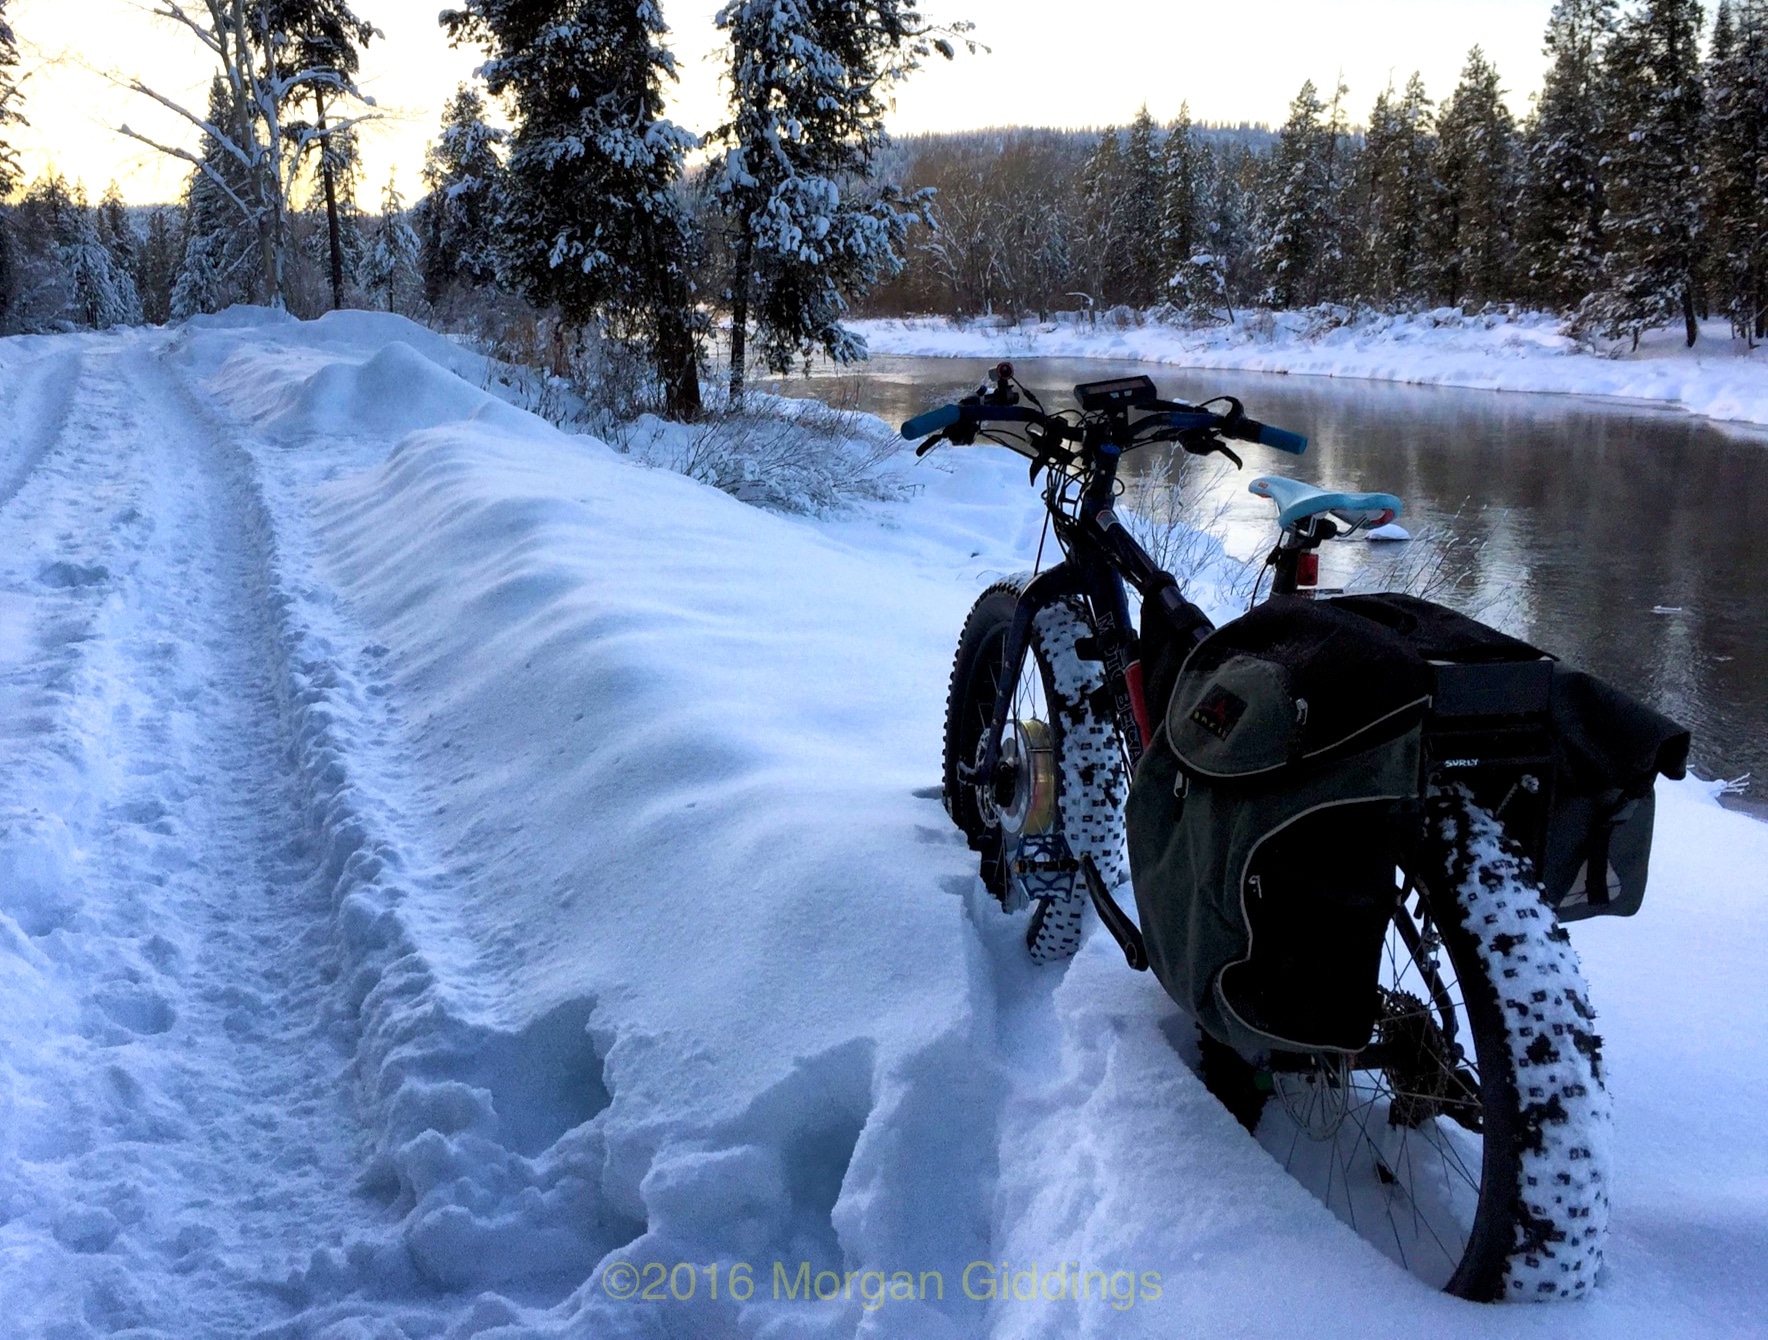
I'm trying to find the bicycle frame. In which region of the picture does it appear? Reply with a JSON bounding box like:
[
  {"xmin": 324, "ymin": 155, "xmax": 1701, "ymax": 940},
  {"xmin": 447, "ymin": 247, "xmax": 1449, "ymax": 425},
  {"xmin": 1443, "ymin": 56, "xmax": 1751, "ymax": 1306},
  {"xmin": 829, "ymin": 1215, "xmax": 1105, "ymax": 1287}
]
[{"xmin": 970, "ymin": 438, "xmax": 1176, "ymax": 787}]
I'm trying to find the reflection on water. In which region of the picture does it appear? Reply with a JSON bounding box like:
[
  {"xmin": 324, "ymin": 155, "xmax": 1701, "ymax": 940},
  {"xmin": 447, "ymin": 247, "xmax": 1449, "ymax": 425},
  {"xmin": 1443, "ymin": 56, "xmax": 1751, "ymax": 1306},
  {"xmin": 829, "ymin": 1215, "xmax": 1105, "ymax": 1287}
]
[{"xmin": 770, "ymin": 355, "xmax": 1768, "ymax": 790}]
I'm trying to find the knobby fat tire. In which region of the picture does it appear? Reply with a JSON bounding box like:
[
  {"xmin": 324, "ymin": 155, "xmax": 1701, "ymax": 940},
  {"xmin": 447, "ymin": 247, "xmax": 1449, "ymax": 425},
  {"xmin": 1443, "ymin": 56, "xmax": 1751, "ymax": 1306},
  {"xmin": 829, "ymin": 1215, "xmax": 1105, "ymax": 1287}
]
[
  {"xmin": 942, "ymin": 579, "xmax": 1129, "ymax": 963},
  {"xmin": 1425, "ymin": 788, "xmax": 1611, "ymax": 1301}
]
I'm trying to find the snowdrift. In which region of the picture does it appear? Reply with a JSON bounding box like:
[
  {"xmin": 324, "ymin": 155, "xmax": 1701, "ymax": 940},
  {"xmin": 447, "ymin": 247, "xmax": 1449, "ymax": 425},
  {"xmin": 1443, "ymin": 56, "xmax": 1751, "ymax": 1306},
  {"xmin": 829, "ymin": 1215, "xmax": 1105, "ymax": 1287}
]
[{"xmin": 0, "ymin": 309, "xmax": 1763, "ymax": 1338}]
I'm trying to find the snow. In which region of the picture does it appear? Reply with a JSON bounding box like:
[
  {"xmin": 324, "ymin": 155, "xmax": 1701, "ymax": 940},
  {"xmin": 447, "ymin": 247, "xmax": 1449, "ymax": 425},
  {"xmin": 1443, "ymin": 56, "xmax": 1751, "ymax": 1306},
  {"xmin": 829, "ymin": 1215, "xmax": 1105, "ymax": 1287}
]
[
  {"xmin": 849, "ymin": 309, "xmax": 1768, "ymax": 430},
  {"xmin": 0, "ymin": 310, "xmax": 1764, "ymax": 1337}
]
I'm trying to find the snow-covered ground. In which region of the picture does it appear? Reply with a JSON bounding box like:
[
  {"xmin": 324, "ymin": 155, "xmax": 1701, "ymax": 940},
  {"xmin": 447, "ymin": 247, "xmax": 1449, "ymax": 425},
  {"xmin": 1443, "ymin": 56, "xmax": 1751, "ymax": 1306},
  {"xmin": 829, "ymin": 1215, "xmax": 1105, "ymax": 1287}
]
[
  {"xmin": 850, "ymin": 309, "xmax": 1768, "ymax": 429},
  {"xmin": 0, "ymin": 311, "xmax": 1764, "ymax": 1338}
]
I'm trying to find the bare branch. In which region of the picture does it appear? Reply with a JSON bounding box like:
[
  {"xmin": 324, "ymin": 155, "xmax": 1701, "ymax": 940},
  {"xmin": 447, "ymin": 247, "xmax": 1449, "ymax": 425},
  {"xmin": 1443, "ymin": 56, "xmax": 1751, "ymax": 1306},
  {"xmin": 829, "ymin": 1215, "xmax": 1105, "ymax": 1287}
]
[{"xmin": 117, "ymin": 123, "xmax": 261, "ymax": 223}]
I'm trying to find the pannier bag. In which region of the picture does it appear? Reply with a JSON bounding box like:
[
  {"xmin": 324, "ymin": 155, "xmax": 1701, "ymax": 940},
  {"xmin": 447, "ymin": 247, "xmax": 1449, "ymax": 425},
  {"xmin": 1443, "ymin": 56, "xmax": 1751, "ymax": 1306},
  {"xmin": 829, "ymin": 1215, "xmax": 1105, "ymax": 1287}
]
[
  {"xmin": 1126, "ymin": 598, "xmax": 1433, "ymax": 1055},
  {"xmin": 1127, "ymin": 592, "xmax": 1690, "ymax": 1056},
  {"xmin": 1329, "ymin": 593, "xmax": 1690, "ymax": 920}
]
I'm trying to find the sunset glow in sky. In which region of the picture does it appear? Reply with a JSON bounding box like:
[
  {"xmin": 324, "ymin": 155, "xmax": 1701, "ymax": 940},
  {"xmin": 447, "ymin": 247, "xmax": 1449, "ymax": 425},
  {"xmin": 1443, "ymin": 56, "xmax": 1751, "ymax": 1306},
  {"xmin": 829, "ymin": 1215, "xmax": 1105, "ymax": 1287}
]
[{"xmin": 10, "ymin": 0, "xmax": 1571, "ymax": 204}]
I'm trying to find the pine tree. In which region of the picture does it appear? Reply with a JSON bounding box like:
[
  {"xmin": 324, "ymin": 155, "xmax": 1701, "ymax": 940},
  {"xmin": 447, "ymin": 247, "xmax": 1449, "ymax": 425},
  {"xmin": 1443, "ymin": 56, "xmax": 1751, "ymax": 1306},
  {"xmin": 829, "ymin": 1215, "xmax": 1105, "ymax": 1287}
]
[
  {"xmin": 1426, "ymin": 48, "xmax": 1518, "ymax": 308},
  {"xmin": 0, "ymin": 0, "xmax": 23, "ymax": 201},
  {"xmin": 1080, "ymin": 127, "xmax": 1128, "ymax": 304},
  {"xmin": 1354, "ymin": 74, "xmax": 1435, "ymax": 305},
  {"xmin": 262, "ymin": 0, "xmax": 378, "ymax": 310},
  {"xmin": 1118, "ymin": 105, "xmax": 1164, "ymax": 305},
  {"xmin": 173, "ymin": 76, "xmax": 259, "ymax": 318},
  {"xmin": 357, "ymin": 172, "xmax": 418, "ymax": 311},
  {"xmin": 35, "ymin": 182, "xmax": 142, "ymax": 329},
  {"xmin": 1582, "ymin": 0, "xmax": 1707, "ymax": 347},
  {"xmin": 443, "ymin": 0, "xmax": 704, "ymax": 418},
  {"xmin": 418, "ymin": 84, "xmax": 504, "ymax": 305},
  {"xmin": 1516, "ymin": 0, "xmax": 1616, "ymax": 309},
  {"xmin": 97, "ymin": 182, "xmax": 139, "ymax": 282},
  {"xmin": 711, "ymin": 0, "xmax": 957, "ymax": 402},
  {"xmin": 1158, "ymin": 104, "xmax": 1205, "ymax": 288},
  {"xmin": 137, "ymin": 207, "xmax": 181, "ymax": 324},
  {"xmin": 1703, "ymin": 0, "xmax": 1768, "ymax": 340},
  {"xmin": 1255, "ymin": 80, "xmax": 1333, "ymax": 309}
]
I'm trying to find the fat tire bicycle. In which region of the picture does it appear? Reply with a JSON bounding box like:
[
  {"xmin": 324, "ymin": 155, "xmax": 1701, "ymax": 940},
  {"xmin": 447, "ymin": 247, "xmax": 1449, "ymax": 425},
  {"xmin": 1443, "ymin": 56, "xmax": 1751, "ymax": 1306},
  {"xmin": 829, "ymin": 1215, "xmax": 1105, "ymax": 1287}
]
[{"xmin": 908, "ymin": 365, "xmax": 1609, "ymax": 1302}]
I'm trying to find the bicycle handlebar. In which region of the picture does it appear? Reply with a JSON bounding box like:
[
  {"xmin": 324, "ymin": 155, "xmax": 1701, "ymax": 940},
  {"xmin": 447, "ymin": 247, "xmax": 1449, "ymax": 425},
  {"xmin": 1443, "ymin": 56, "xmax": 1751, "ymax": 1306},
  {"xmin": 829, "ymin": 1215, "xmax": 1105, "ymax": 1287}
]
[{"xmin": 899, "ymin": 397, "xmax": 1309, "ymax": 456}]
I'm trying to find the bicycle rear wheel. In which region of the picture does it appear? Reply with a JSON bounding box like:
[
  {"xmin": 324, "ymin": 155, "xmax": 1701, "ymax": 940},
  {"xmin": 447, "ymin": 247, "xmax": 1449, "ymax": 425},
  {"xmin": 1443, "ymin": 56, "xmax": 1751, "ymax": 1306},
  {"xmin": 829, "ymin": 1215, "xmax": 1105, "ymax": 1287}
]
[{"xmin": 1204, "ymin": 789, "xmax": 1611, "ymax": 1300}]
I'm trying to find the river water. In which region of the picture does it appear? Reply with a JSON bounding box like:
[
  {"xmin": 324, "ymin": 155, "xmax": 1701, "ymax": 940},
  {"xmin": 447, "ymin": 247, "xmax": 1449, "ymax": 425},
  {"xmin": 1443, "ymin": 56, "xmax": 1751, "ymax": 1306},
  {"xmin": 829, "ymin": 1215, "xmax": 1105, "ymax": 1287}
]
[{"xmin": 771, "ymin": 355, "xmax": 1768, "ymax": 799}]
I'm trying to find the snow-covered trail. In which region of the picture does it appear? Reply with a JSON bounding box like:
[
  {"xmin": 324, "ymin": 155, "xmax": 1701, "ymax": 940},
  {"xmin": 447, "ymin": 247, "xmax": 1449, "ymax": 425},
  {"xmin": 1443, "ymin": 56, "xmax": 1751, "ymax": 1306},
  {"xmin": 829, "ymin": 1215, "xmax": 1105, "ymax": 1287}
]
[
  {"xmin": 0, "ymin": 334, "xmax": 392, "ymax": 1335},
  {"xmin": 1, "ymin": 312, "xmax": 1763, "ymax": 1339}
]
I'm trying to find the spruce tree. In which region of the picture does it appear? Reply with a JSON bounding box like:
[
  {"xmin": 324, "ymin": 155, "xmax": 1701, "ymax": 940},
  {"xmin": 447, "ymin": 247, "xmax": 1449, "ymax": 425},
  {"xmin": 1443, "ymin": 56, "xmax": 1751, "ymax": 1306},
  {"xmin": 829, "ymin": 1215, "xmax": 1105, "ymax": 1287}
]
[
  {"xmin": 711, "ymin": 0, "xmax": 957, "ymax": 402},
  {"xmin": 1704, "ymin": 0, "xmax": 1768, "ymax": 340},
  {"xmin": 1119, "ymin": 105, "xmax": 1164, "ymax": 305},
  {"xmin": 97, "ymin": 182, "xmax": 139, "ymax": 284},
  {"xmin": 261, "ymin": 0, "xmax": 378, "ymax": 311},
  {"xmin": 358, "ymin": 172, "xmax": 418, "ymax": 311},
  {"xmin": 1354, "ymin": 75, "xmax": 1434, "ymax": 305},
  {"xmin": 137, "ymin": 208, "xmax": 181, "ymax": 324},
  {"xmin": 419, "ymin": 84, "xmax": 504, "ymax": 305},
  {"xmin": 0, "ymin": 0, "xmax": 22, "ymax": 201},
  {"xmin": 1080, "ymin": 127, "xmax": 1128, "ymax": 305},
  {"xmin": 1426, "ymin": 48, "xmax": 1517, "ymax": 308},
  {"xmin": 442, "ymin": 0, "xmax": 704, "ymax": 418},
  {"xmin": 173, "ymin": 77, "xmax": 259, "ymax": 318},
  {"xmin": 1516, "ymin": 0, "xmax": 1616, "ymax": 310},
  {"xmin": 1255, "ymin": 80, "xmax": 1331, "ymax": 309},
  {"xmin": 1582, "ymin": 0, "xmax": 1706, "ymax": 347},
  {"xmin": 1158, "ymin": 104, "xmax": 1205, "ymax": 287}
]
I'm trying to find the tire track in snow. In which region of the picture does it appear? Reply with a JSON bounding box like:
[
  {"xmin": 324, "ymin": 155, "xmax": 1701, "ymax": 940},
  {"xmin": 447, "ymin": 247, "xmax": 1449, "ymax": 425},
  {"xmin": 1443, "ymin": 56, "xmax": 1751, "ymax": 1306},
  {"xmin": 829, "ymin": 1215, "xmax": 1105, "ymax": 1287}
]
[
  {"xmin": 0, "ymin": 346, "xmax": 86, "ymax": 515},
  {"xmin": 0, "ymin": 334, "xmax": 401, "ymax": 1337}
]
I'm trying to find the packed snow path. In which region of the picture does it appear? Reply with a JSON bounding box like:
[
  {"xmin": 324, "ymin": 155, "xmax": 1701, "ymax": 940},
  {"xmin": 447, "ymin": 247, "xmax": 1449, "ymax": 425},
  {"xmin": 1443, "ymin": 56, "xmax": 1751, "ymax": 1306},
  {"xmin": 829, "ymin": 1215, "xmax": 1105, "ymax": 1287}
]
[
  {"xmin": 0, "ymin": 336, "xmax": 395, "ymax": 1334},
  {"xmin": 0, "ymin": 314, "xmax": 1763, "ymax": 1339}
]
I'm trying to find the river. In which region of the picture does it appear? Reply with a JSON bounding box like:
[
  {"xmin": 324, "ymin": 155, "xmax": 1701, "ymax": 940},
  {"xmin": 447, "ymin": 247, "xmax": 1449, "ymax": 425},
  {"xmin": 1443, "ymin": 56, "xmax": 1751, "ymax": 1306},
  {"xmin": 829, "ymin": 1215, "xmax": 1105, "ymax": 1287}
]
[{"xmin": 770, "ymin": 355, "xmax": 1768, "ymax": 804}]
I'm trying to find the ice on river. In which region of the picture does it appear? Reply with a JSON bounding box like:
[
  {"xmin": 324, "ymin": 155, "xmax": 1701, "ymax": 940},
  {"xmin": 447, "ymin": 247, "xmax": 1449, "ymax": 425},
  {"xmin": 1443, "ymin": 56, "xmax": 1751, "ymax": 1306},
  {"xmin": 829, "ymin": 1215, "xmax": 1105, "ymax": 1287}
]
[{"xmin": 0, "ymin": 311, "xmax": 1762, "ymax": 1337}]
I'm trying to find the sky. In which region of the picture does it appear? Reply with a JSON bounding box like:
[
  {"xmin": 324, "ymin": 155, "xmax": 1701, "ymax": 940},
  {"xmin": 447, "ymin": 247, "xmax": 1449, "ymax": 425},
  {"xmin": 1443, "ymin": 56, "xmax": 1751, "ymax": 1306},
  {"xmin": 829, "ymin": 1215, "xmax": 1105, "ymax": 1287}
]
[{"xmin": 7, "ymin": 0, "xmax": 1575, "ymax": 205}]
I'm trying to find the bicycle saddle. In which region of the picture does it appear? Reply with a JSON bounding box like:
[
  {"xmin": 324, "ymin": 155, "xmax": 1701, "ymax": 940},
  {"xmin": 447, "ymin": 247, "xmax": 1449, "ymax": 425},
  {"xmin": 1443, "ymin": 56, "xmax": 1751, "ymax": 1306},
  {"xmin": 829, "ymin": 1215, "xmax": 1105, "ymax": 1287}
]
[{"xmin": 1249, "ymin": 475, "xmax": 1403, "ymax": 531}]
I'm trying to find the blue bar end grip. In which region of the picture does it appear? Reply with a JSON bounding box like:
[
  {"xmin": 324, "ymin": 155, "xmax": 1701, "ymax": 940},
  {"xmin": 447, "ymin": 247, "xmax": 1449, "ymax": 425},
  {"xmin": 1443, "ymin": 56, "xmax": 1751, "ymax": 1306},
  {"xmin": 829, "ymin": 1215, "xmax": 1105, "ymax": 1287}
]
[
  {"xmin": 902, "ymin": 404, "xmax": 962, "ymax": 440},
  {"xmin": 1258, "ymin": 424, "xmax": 1309, "ymax": 454}
]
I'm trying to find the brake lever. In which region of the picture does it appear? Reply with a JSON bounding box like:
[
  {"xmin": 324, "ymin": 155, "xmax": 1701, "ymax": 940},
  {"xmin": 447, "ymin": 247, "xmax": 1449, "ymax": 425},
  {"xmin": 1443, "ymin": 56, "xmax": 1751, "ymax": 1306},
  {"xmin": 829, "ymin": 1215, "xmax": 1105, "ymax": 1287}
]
[{"xmin": 915, "ymin": 433, "xmax": 946, "ymax": 458}]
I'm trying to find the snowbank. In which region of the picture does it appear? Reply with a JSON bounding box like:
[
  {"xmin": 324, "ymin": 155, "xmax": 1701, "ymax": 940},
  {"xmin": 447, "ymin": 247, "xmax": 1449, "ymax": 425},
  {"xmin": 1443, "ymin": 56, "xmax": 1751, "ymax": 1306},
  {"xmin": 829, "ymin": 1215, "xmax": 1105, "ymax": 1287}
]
[
  {"xmin": 0, "ymin": 312, "xmax": 1763, "ymax": 1337},
  {"xmin": 851, "ymin": 309, "xmax": 1768, "ymax": 429}
]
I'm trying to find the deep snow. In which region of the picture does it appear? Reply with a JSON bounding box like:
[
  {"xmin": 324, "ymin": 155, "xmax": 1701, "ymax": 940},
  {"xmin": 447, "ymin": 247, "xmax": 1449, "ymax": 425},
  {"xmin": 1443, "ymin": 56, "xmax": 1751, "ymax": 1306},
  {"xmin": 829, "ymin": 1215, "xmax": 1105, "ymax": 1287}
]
[
  {"xmin": 0, "ymin": 310, "xmax": 1763, "ymax": 1338},
  {"xmin": 850, "ymin": 309, "xmax": 1768, "ymax": 430}
]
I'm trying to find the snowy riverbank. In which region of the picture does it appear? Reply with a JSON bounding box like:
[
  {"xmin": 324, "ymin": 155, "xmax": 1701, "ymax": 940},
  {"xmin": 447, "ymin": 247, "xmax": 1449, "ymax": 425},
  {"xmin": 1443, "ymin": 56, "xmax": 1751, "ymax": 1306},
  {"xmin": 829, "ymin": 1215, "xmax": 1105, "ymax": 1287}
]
[
  {"xmin": 850, "ymin": 309, "xmax": 1768, "ymax": 429},
  {"xmin": 1, "ymin": 311, "xmax": 1764, "ymax": 1337}
]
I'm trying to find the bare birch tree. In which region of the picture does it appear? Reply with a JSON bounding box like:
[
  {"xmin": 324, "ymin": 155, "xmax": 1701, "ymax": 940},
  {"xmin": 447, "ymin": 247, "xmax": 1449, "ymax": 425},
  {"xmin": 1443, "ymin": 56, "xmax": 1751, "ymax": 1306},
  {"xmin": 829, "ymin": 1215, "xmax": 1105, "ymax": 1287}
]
[{"xmin": 117, "ymin": 0, "xmax": 375, "ymax": 307}]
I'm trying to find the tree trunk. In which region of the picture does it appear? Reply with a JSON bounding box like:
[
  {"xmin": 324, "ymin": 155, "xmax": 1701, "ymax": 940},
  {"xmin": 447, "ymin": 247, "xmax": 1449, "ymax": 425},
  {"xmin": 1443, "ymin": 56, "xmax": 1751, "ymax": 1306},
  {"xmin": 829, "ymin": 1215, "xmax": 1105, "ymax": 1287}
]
[
  {"xmin": 1683, "ymin": 281, "xmax": 1699, "ymax": 348},
  {"xmin": 317, "ymin": 89, "xmax": 345, "ymax": 311},
  {"xmin": 728, "ymin": 234, "xmax": 751, "ymax": 407}
]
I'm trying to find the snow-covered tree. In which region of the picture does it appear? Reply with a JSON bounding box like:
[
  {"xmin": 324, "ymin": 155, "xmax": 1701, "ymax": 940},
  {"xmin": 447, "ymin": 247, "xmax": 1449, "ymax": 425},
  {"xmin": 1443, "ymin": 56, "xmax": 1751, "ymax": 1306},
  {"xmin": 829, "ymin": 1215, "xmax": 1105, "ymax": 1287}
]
[
  {"xmin": 1080, "ymin": 126, "xmax": 1128, "ymax": 303},
  {"xmin": 119, "ymin": 1, "xmax": 378, "ymax": 308},
  {"xmin": 1703, "ymin": 0, "xmax": 1768, "ymax": 341},
  {"xmin": 264, "ymin": 0, "xmax": 378, "ymax": 310},
  {"xmin": 1353, "ymin": 74, "xmax": 1434, "ymax": 305},
  {"xmin": 62, "ymin": 200, "xmax": 143, "ymax": 329},
  {"xmin": 1158, "ymin": 104, "xmax": 1207, "ymax": 297},
  {"xmin": 418, "ymin": 83, "xmax": 504, "ymax": 304},
  {"xmin": 1580, "ymin": 0, "xmax": 1707, "ymax": 347},
  {"xmin": 357, "ymin": 172, "xmax": 417, "ymax": 311},
  {"xmin": 710, "ymin": 0, "xmax": 962, "ymax": 402},
  {"xmin": 137, "ymin": 207, "xmax": 182, "ymax": 324},
  {"xmin": 443, "ymin": 0, "xmax": 705, "ymax": 418},
  {"xmin": 1516, "ymin": 0, "xmax": 1616, "ymax": 309},
  {"xmin": 1426, "ymin": 47, "xmax": 1517, "ymax": 308},
  {"xmin": 1117, "ymin": 105, "xmax": 1164, "ymax": 305},
  {"xmin": 0, "ymin": 0, "xmax": 23, "ymax": 201},
  {"xmin": 1255, "ymin": 80, "xmax": 1338, "ymax": 309},
  {"xmin": 173, "ymin": 76, "xmax": 259, "ymax": 316}
]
